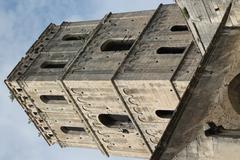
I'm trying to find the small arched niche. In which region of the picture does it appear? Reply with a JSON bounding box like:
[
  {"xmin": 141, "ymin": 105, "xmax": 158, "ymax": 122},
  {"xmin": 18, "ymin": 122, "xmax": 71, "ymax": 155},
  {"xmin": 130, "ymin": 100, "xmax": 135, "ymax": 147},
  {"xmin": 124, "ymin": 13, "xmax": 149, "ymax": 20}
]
[
  {"xmin": 98, "ymin": 114, "xmax": 135, "ymax": 129},
  {"xmin": 101, "ymin": 39, "xmax": 135, "ymax": 51},
  {"xmin": 228, "ymin": 73, "xmax": 240, "ymax": 114}
]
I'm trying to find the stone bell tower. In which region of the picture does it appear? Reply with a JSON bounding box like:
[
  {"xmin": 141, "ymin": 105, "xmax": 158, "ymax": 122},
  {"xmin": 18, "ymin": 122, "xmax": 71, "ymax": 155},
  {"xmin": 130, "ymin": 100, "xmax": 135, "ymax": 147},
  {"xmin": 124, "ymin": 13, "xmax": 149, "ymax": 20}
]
[
  {"xmin": 5, "ymin": 1, "xmax": 240, "ymax": 160},
  {"xmin": 4, "ymin": 4, "xmax": 201, "ymax": 158}
]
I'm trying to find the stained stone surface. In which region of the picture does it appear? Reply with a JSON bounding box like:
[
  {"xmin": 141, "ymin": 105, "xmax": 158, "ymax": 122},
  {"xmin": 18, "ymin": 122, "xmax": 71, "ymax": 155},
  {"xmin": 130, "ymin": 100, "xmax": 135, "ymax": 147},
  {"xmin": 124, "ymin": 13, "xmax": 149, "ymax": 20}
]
[{"xmin": 5, "ymin": 2, "xmax": 240, "ymax": 160}]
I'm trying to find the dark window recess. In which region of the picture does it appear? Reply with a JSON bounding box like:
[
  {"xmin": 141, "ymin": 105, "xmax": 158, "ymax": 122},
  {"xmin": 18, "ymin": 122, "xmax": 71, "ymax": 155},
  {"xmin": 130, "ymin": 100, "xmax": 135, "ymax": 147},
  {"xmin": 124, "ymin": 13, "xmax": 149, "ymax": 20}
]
[
  {"xmin": 62, "ymin": 34, "xmax": 88, "ymax": 41},
  {"xmin": 182, "ymin": 7, "xmax": 190, "ymax": 19},
  {"xmin": 215, "ymin": 7, "xmax": 220, "ymax": 11},
  {"xmin": 61, "ymin": 126, "xmax": 86, "ymax": 135},
  {"xmin": 16, "ymin": 88, "xmax": 22, "ymax": 92},
  {"xmin": 171, "ymin": 25, "xmax": 188, "ymax": 32},
  {"xmin": 40, "ymin": 95, "xmax": 68, "ymax": 104},
  {"xmin": 157, "ymin": 47, "xmax": 186, "ymax": 54},
  {"xmin": 98, "ymin": 114, "xmax": 135, "ymax": 129},
  {"xmin": 101, "ymin": 39, "xmax": 135, "ymax": 51},
  {"xmin": 48, "ymin": 134, "xmax": 53, "ymax": 137},
  {"xmin": 155, "ymin": 110, "xmax": 174, "ymax": 119},
  {"xmin": 40, "ymin": 61, "xmax": 67, "ymax": 69},
  {"xmin": 205, "ymin": 122, "xmax": 240, "ymax": 138}
]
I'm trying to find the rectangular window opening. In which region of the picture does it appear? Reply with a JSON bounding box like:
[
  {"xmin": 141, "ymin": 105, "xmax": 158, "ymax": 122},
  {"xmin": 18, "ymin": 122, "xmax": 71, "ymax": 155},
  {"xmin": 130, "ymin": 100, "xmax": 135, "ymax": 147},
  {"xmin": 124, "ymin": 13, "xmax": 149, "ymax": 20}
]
[
  {"xmin": 61, "ymin": 126, "xmax": 86, "ymax": 135},
  {"xmin": 41, "ymin": 61, "xmax": 67, "ymax": 69},
  {"xmin": 40, "ymin": 95, "xmax": 68, "ymax": 104},
  {"xmin": 155, "ymin": 110, "xmax": 174, "ymax": 119},
  {"xmin": 101, "ymin": 39, "xmax": 135, "ymax": 51},
  {"xmin": 98, "ymin": 114, "xmax": 135, "ymax": 133},
  {"xmin": 157, "ymin": 47, "xmax": 186, "ymax": 54}
]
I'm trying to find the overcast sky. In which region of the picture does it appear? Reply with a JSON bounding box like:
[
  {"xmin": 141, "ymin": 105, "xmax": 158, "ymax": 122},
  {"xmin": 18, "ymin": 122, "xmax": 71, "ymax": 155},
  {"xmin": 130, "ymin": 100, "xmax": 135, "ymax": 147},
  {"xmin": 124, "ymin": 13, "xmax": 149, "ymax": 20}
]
[{"xmin": 0, "ymin": 0, "xmax": 173, "ymax": 160}]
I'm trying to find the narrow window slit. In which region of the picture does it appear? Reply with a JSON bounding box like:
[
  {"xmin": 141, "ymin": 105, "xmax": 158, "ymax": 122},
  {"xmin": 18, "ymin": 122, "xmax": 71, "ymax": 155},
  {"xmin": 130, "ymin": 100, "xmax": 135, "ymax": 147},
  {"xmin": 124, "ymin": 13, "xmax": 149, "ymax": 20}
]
[
  {"xmin": 101, "ymin": 39, "xmax": 135, "ymax": 51},
  {"xmin": 40, "ymin": 95, "xmax": 67, "ymax": 104},
  {"xmin": 155, "ymin": 110, "xmax": 174, "ymax": 119},
  {"xmin": 60, "ymin": 126, "xmax": 86, "ymax": 135},
  {"xmin": 171, "ymin": 25, "xmax": 188, "ymax": 32},
  {"xmin": 215, "ymin": 7, "xmax": 220, "ymax": 11},
  {"xmin": 157, "ymin": 47, "xmax": 186, "ymax": 54},
  {"xmin": 98, "ymin": 114, "xmax": 135, "ymax": 130},
  {"xmin": 62, "ymin": 34, "xmax": 88, "ymax": 41},
  {"xmin": 41, "ymin": 61, "xmax": 67, "ymax": 69},
  {"xmin": 17, "ymin": 88, "xmax": 22, "ymax": 92},
  {"xmin": 44, "ymin": 127, "xmax": 49, "ymax": 130}
]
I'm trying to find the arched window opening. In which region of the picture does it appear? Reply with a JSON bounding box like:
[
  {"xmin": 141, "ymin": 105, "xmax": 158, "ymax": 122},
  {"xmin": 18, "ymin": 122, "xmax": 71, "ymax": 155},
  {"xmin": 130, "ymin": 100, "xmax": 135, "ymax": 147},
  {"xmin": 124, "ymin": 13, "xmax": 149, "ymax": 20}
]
[
  {"xmin": 62, "ymin": 34, "xmax": 88, "ymax": 41},
  {"xmin": 98, "ymin": 114, "xmax": 135, "ymax": 129},
  {"xmin": 155, "ymin": 110, "xmax": 174, "ymax": 119},
  {"xmin": 60, "ymin": 126, "xmax": 86, "ymax": 135},
  {"xmin": 101, "ymin": 39, "xmax": 135, "ymax": 51},
  {"xmin": 157, "ymin": 47, "xmax": 186, "ymax": 54},
  {"xmin": 170, "ymin": 25, "xmax": 188, "ymax": 32},
  {"xmin": 40, "ymin": 61, "xmax": 67, "ymax": 69},
  {"xmin": 40, "ymin": 95, "xmax": 67, "ymax": 104},
  {"xmin": 205, "ymin": 122, "xmax": 240, "ymax": 138},
  {"xmin": 228, "ymin": 73, "xmax": 240, "ymax": 114}
]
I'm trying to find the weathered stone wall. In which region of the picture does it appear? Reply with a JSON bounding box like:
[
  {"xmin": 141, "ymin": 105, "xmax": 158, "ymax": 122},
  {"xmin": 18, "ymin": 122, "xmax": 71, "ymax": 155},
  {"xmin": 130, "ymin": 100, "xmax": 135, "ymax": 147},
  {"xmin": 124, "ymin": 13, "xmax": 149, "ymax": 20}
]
[
  {"xmin": 7, "ymin": 2, "xmax": 240, "ymax": 159},
  {"xmin": 63, "ymin": 10, "xmax": 155, "ymax": 158}
]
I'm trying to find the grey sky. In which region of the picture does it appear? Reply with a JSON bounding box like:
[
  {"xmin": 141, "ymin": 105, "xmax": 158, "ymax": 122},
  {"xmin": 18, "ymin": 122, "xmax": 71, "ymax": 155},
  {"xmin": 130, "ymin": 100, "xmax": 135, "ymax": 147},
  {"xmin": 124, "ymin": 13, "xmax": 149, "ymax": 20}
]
[{"xmin": 0, "ymin": 0, "xmax": 173, "ymax": 159}]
